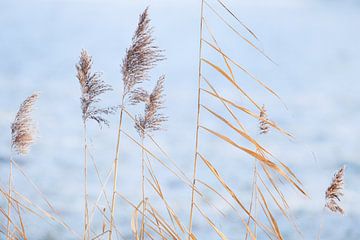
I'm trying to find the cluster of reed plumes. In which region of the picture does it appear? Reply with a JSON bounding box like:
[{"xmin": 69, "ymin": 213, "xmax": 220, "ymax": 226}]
[{"xmin": 0, "ymin": 1, "xmax": 347, "ymax": 240}]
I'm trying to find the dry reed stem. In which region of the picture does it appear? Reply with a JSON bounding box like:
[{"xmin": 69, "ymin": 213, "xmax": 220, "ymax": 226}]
[
  {"xmin": 76, "ymin": 49, "xmax": 115, "ymax": 240},
  {"xmin": 130, "ymin": 75, "xmax": 166, "ymax": 239},
  {"xmin": 188, "ymin": 0, "xmax": 205, "ymax": 238}
]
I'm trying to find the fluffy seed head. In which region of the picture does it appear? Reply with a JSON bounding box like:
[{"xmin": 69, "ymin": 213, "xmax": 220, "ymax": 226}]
[
  {"xmin": 259, "ymin": 105, "xmax": 269, "ymax": 134},
  {"xmin": 76, "ymin": 49, "xmax": 116, "ymax": 127},
  {"xmin": 11, "ymin": 93, "xmax": 39, "ymax": 155},
  {"xmin": 134, "ymin": 75, "xmax": 167, "ymax": 138},
  {"xmin": 325, "ymin": 166, "xmax": 345, "ymax": 214},
  {"xmin": 122, "ymin": 7, "xmax": 164, "ymax": 97}
]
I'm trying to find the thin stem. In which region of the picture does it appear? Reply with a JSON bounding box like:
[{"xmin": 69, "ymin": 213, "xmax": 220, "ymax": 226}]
[
  {"xmin": 140, "ymin": 137, "xmax": 146, "ymax": 240},
  {"xmin": 83, "ymin": 123, "xmax": 89, "ymax": 240},
  {"xmin": 188, "ymin": 0, "xmax": 205, "ymax": 238},
  {"xmin": 109, "ymin": 95, "xmax": 126, "ymax": 240},
  {"xmin": 317, "ymin": 207, "xmax": 326, "ymax": 240},
  {"xmin": 7, "ymin": 155, "xmax": 13, "ymax": 240},
  {"xmin": 245, "ymin": 160, "xmax": 258, "ymax": 240}
]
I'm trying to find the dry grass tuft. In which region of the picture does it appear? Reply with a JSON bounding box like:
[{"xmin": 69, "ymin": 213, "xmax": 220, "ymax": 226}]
[
  {"xmin": 11, "ymin": 93, "xmax": 39, "ymax": 155},
  {"xmin": 76, "ymin": 49, "xmax": 116, "ymax": 127},
  {"xmin": 325, "ymin": 166, "xmax": 345, "ymax": 214}
]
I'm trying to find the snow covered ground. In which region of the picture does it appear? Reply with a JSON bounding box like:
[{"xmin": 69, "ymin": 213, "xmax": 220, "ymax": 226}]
[{"xmin": 0, "ymin": 0, "xmax": 359, "ymax": 239}]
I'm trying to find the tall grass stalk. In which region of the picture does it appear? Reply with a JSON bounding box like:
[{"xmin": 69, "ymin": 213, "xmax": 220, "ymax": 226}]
[
  {"xmin": 76, "ymin": 50, "xmax": 115, "ymax": 239},
  {"xmin": 188, "ymin": 0, "xmax": 205, "ymax": 238},
  {"xmin": 82, "ymin": 123, "xmax": 89, "ymax": 240},
  {"xmin": 109, "ymin": 8, "xmax": 163, "ymax": 239},
  {"xmin": 108, "ymin": 95, "xmax": 125, "ymax": 240},
  {"xmin": 6, "ymin": 155, "xmax": 13, "ymax": 240}
]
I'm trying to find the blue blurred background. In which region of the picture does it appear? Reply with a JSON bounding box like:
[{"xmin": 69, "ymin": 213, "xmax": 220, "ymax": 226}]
[{"xmin": 0, "ymin": 0, "xmax": 359, "ymax": 239}]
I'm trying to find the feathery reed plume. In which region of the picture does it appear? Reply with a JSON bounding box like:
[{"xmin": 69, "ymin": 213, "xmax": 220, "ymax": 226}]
[
  {"xmin": 8, "ymin": 93, "xmax": 38, "ymax": 239},
  {"xmin": 109, "ymin": 8, "xmax": 164, "ymax": 240},
  {"xmin": 259, "ymin": 105, "xmax": 269, "ymax": 134},
  {"xmin": 11, "ymin": 93, "xmax": 39, "ymax": 155},
  {"xmin": 122, "ymin": 7, "xmax": 164, "ymax": 96},
  {"xmin": 325, "ymin": 166, "xmax": 345, "ymax": 214},
  {"xmin": 133, "ymin": 75, "xmax": 167, "ymax": 138},
  {"xmin": 76, "ymin": 49, "xmax": 116, "ymax": 127}
]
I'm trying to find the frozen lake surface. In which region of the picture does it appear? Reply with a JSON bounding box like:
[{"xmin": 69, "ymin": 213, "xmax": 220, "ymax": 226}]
[{"xmin": 0, "ymin": 0, "xmax": 359, "ymax": 239}]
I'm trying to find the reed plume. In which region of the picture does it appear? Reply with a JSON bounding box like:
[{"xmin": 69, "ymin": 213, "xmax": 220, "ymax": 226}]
[
  {"xmin": 11, "ymin": 93, "xmax": 39, "ymax": 155},
  {"xmin": 76, "ymin": 49, "xmax": 116, "ymax": 127},
  {"xmin": 325, "ymin": 166, "xmax": 345, "ymax": 214},
  {"xmin": 133, "ymin": 75, "xmax": 167, "ymax": 138},
  {"xmin": 122, "ymin": 7, "xmax": 164, "ymax": 96},
  {"xmin": 259, "ymin": 104, "xmax": 269, "ymax": 134}
]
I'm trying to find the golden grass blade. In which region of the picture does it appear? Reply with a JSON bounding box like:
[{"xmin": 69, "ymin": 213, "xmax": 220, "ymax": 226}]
[
  {"xmin": 202, "ymin": 76, "xmax": 246, "ymax": 131},
  {"xmin": 201, "ymin": 104, "xmax": 271, "ymax": 155},
  {"xmin": 198, "ymin": 153, "xmax": 249, "ymax": 213},
  {"xmin": 118, "ymin": 193, "xmax": 186, "ymax": 239},
  {"xmin": 200, "ymin": 88, "xmax": 291, "ymax": 137},
  {"xmin": 147, "ymin": 205, "xmax": 166, "ymax": 240},
  {"xmin": 146, "ymin": 203, "xmax": 180, "ymax": 239},
  {"xmin": 200, "ymin": 126, "xmax": 306, "ymax": 196},
  {"xmin": 193, "ymin": 180, "xmax": 226, "ymax": 217},
  {"xmin": 144, "ymin": 153, "xmax": 185, "ymax": 234},
  {"xmin": 194, "ymin": 203, "xmax": 229, "ymax": 240},
  {"xmin": 131, "ymin": 201, "xmax": 142, "ymax": 240},
  {"xmin": 216, "ymin": 0, "xmax": 258, "ymax": 40},
  {"xmin": 202, "ymin": 39, "xmax": 283, "ymax": 104},
  {"xmin": 245, "ymin": 161, "xmax": 258, "ymax": 240},
  {"xmin": 15, "ymin": 202, "xmax": 27, "ymax": 240},
  {"xmin": 198, "ymin": 154, "xmax": 274, "ymax": 239},
  {"xmin": 203, "ymin": 18, "xmax": 236, "ymax": 82},
  {"xmin": 257, "ymin": 171, "xmax": 303, "ymax": 238},
  {"xmin": 195, "ymin": 178, "xmax": 264, "ymax": 240},
  {"xmin": 200, "ymin": 126, "xmax": 275, "ymax": 168},
  {"xmin": 257, "ymin": 171, "xmax": 288, "ymax": 217},
  {"xmin": 257, "ymin": 187, "xmax": 283, "ymax": 240},
  {"xmin": 202, "ymin": 58, "xmax": 261, "ymax": 110},
  {"xmin": 203, "ymin": 0, "xmax": 275, "ymax": 64}
]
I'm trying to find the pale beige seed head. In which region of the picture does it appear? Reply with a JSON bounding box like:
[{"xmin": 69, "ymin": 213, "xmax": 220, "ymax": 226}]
[
  {"xmin": 11, "ymin": 93, "xmax": 39, "ymax": 155},
  {"xmin": 122, "ymin": 7, "xmax": 164, "ymax": 97},
  {"xmin": 259, "ymin": 104, "xmax": 269, "ymax": 134},
  {"xmin": 133, "ymin": 75, "xmax": 167, "ymax": 138},
  {"xmin": 76, "ymin": 49, "xmax": 116, "ymax": 127},
  {"xmin": 325, "ymin": 166, "xmax": 345, "ymax": 214}
]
